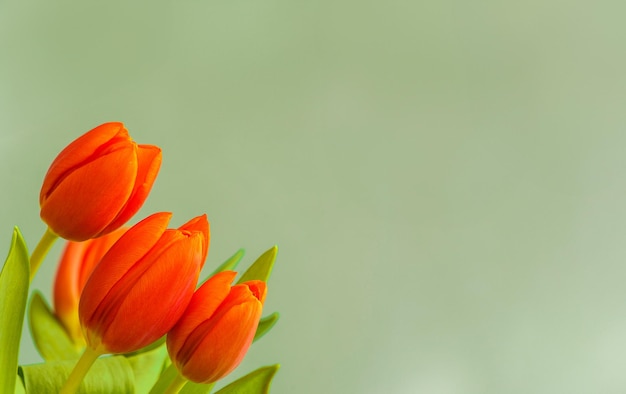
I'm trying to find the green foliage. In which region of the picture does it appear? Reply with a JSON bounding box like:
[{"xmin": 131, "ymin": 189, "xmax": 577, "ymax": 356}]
[
  {"xmin": 149, "ymin": 364, "xmax": 280, "ymax": 394},
  {"xmin": 254, "ymin": 313, "xmax": 280, "ymax": 342},
  {"xmin": 126, "ymin": 345, "xmax": 170, "ymax": 394},
  {"xmin": 18, "ymin": 356, "xmax": 135, "ymax": 393},
  {"xmin": 28, "ymin": 291, "xmax": 81, "ymax": 361},
  {"xmin": 210, "ymin": 248, "xmax": 245, "ymax": 276},
  {"xmin": 181, "ymin": 380, "xmax": 216, "ymax": 394},
  {"xmin": 214, "ymin": 365, "xmax": 280, "ymax": 394},
  {"xmin": 8, "ymin": 237, "xmax": 281, "ymax": 394},
  {"xmin": 237, "ymin": 246, "xmax": 278, "ymax": 284},
  {"xmin": 148, "ymin": 364, "xmax": 216, "ymax": 394},
  {"xmin": 14, "ymin": 377, "xmax": 26, "ymax": 394},
  {"xmin": 148, "ymin": 364, "xmax": 179, "ymax": 394},
  {"xmin": 0, "ymin": 228, "xmax": 29, "ymax": 394},
  {"xmin": 16, "ymin": 346, "xmax": 168, "ymax": 394}
]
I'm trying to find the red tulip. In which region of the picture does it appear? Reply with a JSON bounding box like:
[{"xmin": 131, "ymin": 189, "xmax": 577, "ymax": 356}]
[
  {"xmin": 39, "ymin": 122, "xmax": 161, "ymax": 241},
  {"xmin": 79, "ymin": 212, "xmax": 209, "ymax": 354},
  {"xmin": 53, "ymin": 228, "xmax": 127, "ymax": 344},
  {"xmin": 166, "ymin": 271, "xmax": 267, "ymax": 384}
]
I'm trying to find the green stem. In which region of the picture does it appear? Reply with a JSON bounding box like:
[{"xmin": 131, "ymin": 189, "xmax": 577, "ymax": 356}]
[
  {"xmin": 29, "ymin": 227, "xmax": 58, "ymax": 281},
  {"xmin": 59, "ymin": 346, "xmax": 101, "ymax": 394},
  {"xmin": 163, "ymin": 372, "xmax": 188, "ymax": 394}
]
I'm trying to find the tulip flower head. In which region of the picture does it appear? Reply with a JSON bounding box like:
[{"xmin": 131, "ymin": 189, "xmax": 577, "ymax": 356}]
[
  {"xmin": 39, "ymin": 122, "xmax": 161, "ymax": 241},
  {"xmin": 79, "ymin": 212, "xmax": 209, "ymax": 354},
  {"xmin": 53, "ymin": 228, "xmax": 128, "ymax": 345},
  {"xmin": 167, "ymin": 271, "xmax": 267, "ymax": 384}
]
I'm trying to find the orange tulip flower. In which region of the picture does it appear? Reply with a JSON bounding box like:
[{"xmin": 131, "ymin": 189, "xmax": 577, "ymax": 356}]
[
  {"xmin": 53, "ymin": 227, "xmax": 127, "ymax": 345},
  {"xmin": 166, "ymin": 271, "xmax": 267, "ymax": 384},
  {"xmin": 39, "ymin": 122, "xmax": 161, "ymax": 241},
  {"xmin": 79, "ymin": 212, "xmax": 209, "ymax": 354}
]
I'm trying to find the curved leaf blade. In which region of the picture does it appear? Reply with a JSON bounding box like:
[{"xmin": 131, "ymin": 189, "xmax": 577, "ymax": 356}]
[
  {"xmin": 148, "ymin": 364, "xmax": 179, "ymax": 394},
  {"xmin": 253, "ymin": 312, "xmax": 280, "ymax": 343},
  {"xmin": 126, "ymin": 345, "xmax": 169, "ymax": 394},
  {"xmin": 0, "ymin": 227, "xmax": 29, "ymax": 394},
  {"xmin": 214, "ymin": 365, "xmax": 280, "ymax": 394},
  {"xmin": 237, "ymin": 246, "xmax": 278, "ymax": 284},
  {"xmin": 181, "ymin": 381, "xmax": 215, "ymax": 394},
  {"xmin": 148, "ymin": 363, "xmax": 216, "ymax": 394},
  {"xmin": 210, "ymin": 249, "xmax": 245, "ymax": 277},
  {"xmin": 19, "ymin": 355, "xmax": 135, "ymax": 393},
  {"xmin": 28, "ymin": 291, "xmax": 82, "ymax": 361},
  {"xmin": 14, "ymin": 374, "xmax": 26, "ymax": 394}
]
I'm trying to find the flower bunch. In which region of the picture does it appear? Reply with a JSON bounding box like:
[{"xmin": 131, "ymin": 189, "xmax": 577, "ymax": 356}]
[{"xmin": 0, "ymin": 122, "xmax": 280, "ymax": 394}]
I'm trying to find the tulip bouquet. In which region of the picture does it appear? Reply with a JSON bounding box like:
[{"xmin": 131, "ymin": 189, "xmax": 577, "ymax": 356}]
[{"xmin": 0, "ymin": 123, "xmax": 280, "ymax": 393}]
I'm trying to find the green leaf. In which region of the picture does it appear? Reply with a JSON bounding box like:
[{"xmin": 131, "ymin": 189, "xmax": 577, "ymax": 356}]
[
  {"xmin": 214, "ymin": 365, "xmax": 280, "ymax": 394},
  {"xmin": 237, "ymin": 246, "xmax": 278, "ymax": 284},
  {"xmin": 197, "ymin": 249, "xmax": 246, "ymax": 289},
  {"xmin": 18, "ymin": 355, "xmax": 135, "ymax": 393},
  {"xmin": 126, "ymin": 345, "xmax": 169, "ymax": 394},
  {"xmin": 0, "ymin": 227, "xmax": 30, "ymax": 394},
  {"xmin": 210, "ymin": 248, "xmax": 245, "ymax": 276},
  {"xmin": 14, "ymin": 375, "xmax": 25, "ymax": 394},
  {"xmin": 181, "ymin": 381, "xmax": 215, "ymax": 394},
  {"xmin": 148, "ymin": 364, "xmax": 216, "ymax": 394},
  {"xmin": 254, "ymin": 312, "xmax": 280, "ymax": 342},
  {"xmin": 28, "ymin": 291, "xmax": 82, "ymax": 361},
  {"xmin": 148, "ymin": 364, "xmax": 179, "ymax": 394}
]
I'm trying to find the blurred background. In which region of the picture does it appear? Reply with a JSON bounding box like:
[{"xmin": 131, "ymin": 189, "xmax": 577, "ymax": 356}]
[{"xmin": 2, "ymin": 1, "xmax": 626, "ymax": 393}]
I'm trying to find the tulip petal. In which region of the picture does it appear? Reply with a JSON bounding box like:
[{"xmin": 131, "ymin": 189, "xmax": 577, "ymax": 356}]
[
  {"xmin": 175, "ymin": 284, "xmax": 264, "ymax": 372},
  {"xmin": 53, "ymin": 241, "xmax": 88, "ymax": 339},
  {"xmin": 181, "ymin": 299, "xmax": 263, "ymax": 383},
  {"xmin": 39, "ymin": 122, "xmax": 128, "ymax": 205},
  {"xmin": 77, "ymin": 227, "xmax": 128, "ymax": 290},
  {"xmin": 40, "ymin": 145, "xmax": 137, "ymax": 241},
  {"xmin": 54, "ymin": 228, "xmax": 128, "ymax": 342},
  {"xmin": 242, "ymin": 281, "xmax": 267, "ymax": 305},
  {"xmin": 167, "ymin": 271, "xmax": 236, "ymax": 361},
  {"xmin": 100, "ymin": 230, "xmax": 205, "ymax": 353},
  {"xmin": 79, "ymin": 213, "xmax": 171, "ymax": 347},
  {"xmin": 178, "ymin": 214, "xmax": 210, "ymax": 266},
  {"xmin": 101, "ymin": 144, "xmax": 162, "ymax": 236}
]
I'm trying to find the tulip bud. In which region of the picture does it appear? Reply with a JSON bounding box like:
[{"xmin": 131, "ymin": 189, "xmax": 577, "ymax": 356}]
[
  {"xmin": 166, "ymin": 271, "xmax": 267, "ymax": 384},
  {"xmin": 79, "ymin": 212, "xmax": 209, "ymax": 354},
  {"xmin": 53, "ymin": 227, "xmax": 127, "ymax": 345},
  {"xmin": 40, "ymin": 122, "xmax": 162, "ymax": 241}
]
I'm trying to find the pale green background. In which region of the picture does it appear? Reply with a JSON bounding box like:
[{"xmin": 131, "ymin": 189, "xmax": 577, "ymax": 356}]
[{"xmin": 2, "ymin": 1, "xmax": 626, "ymax": 393}]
